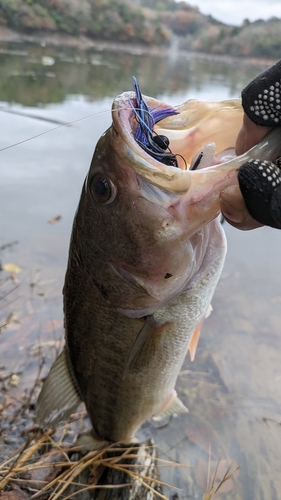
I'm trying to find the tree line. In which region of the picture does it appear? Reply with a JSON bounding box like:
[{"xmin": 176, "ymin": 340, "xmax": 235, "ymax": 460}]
[{"xmin": 0, "ymin": 0, "xmax": 280, "ymax": 59}]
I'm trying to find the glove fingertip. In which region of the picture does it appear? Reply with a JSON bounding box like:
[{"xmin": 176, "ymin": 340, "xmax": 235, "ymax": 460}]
[
  {"xmin": 238, "ymin": 159, "xmax": 281, "ymax": 228},
  {"xmin": 241, "ymin": 59, "xmax": 281, "ymax": 127}
]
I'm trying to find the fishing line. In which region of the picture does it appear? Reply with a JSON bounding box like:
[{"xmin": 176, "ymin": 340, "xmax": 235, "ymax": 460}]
[
  {"xmin": 0, "ymin": 105, "xmax": 154, "ymax": 152},
  {"xmin": 0, "ymin": 100, "xmax": 185, "ymax": 166},
  {"xmin": 0, "ymin": 108, "xmax": 112, "ymax": 152}
]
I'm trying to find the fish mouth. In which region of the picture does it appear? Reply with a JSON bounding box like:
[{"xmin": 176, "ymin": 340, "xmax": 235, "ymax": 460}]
[{"xmin": 112, "ymin": 87, "xmax": 281, "ymax": 197}]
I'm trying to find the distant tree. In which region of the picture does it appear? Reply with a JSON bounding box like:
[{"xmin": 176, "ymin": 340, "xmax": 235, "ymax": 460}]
[
  {"xmin": 0, "ymin": 0, "xmax": 279, "ymax": 56},
  {"xmin": 139, "ymin": 0, "xmax": 193, "ymax": 11},
  {"xmin": 170, "ymin": 10, "xmax": 204, "ymax": 35}
]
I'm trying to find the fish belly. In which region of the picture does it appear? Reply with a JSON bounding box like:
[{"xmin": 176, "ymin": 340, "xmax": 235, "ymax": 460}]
[{"xmin": 67, "ymin": 218, "xmax": 226, "ymax": 443}]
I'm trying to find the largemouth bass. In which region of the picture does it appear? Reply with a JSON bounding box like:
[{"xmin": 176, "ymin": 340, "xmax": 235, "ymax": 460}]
[{"xmin": 36, "ymin": 82, "xmax": 281, "ymax": 446}]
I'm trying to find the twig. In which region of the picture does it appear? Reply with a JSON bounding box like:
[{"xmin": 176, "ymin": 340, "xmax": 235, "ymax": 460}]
[{"xmin": 0, "ymin": 431, "xmax": 52, "ymax": 490}]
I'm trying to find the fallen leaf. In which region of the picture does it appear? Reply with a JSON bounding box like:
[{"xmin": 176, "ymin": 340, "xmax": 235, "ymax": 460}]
[
  {"xmin": 3, "ymin": 263, "xmax": 22, "ymax": 274},
  {"xmin": 18, "ymin": 449, "xmax": 64, "ymax": 490},
  {"xmin": 9, "ymin": 374, "xmax": 20, "ymax": 387},
  {"xmin": 0, "ymin": 490, "xmax": 31, "ymax": 499},
  {"xmin": 48, "ymin": 215, "xmax": 61, "ymax": 224}
]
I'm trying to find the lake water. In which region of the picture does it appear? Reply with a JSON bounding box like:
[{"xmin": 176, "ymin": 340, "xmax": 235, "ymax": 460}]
[{"xmin": 1, "ymin": 42, "xmax": 281, "ymax": 499}]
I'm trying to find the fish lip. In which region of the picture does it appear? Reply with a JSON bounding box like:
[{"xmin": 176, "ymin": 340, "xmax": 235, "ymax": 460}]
[
  {"xmin": 111, "ymin": 92, "xmax": 241, "ymax": 170},
  {"xmin": 111, "ymin": 90, "xmax": 172, "ymax": 169},
  {"xmin": 111, "ymin": 91, "xmax": 281, "ymax": 197},
  {"xmin": 111, "ymin": 93, "xmax": 242, "ymax": 194}
]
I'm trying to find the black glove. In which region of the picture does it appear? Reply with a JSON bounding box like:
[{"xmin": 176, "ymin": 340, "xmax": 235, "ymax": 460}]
[
  {"xmin": 237, "ymin": 59, "xmax": 281, "ymax": 229},
  {"xmin": 238, "ymin": 158, "xmax": 281, "ymax": 229}
]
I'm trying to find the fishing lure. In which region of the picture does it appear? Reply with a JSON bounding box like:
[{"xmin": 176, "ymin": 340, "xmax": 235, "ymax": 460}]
[{"xmin": 131, "ymin": 76, "xmax": 179, "ymax": 167}]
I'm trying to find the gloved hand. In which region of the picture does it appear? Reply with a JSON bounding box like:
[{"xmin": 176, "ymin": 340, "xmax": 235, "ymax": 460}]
[{"xmin": 220, "ymin": 59, "xmax": 281, "ymax": 230}]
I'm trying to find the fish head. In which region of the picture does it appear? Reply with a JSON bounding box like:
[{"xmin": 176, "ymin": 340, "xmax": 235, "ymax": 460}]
[{"xmin": 69, "ymin": 90, "xmax": 281, "ymax": 317}]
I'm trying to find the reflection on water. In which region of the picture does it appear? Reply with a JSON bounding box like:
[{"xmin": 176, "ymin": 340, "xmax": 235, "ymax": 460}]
[
  {"xmin": 0, "ymin": 42, "xmax": 271, "ymax": 105},
  {"xmin": 1, "ymin": 43, "xmax": 281, "ymax": 498}
]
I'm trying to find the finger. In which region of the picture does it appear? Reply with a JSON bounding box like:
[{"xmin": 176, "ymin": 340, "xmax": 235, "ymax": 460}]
[
  {"xmin": 241, "ymin": 58, "xmax": 281, "ymax": 127},
  {"xmin": 236, "ymin": 114, "xmax": 272, "ymax": 156},
  {"xmin": 238, "ymin": 159, "xmax": 281, "ymax": 229},
  {"xmin": 220, "ymin": 185, "xmax": 263, "ymax": 231}
]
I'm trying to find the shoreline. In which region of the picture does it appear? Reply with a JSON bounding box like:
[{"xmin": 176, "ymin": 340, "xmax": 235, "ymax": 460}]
[{"xmin": 0, "ymin": 26, "xmax": 277, "ymax": 68}]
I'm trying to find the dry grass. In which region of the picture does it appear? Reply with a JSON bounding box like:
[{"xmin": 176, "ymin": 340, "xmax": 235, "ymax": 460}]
[
  {"xmin": 203, "ymin": 454, "xmax": 239, "ymax": 500},
  {"xmin": 0, "ymin": 431, "xmax": 187, "ymax": 499}
]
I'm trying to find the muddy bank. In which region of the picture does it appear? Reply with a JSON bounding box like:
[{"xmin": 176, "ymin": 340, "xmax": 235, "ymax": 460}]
[{"xmin": 0, "ymin": 26, "xmax": 277, "ymax": 68}]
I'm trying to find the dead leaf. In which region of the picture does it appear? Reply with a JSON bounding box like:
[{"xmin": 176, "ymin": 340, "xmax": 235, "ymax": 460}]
[
  {"xmin": 9, "ymin": 374, "xmax": 20, "ymax": 387},
  {"xmin": 48, "ymin": 215, "xmax": 61, "ymax": 224},
  {"xmin": 18, "ymin": 449, "xmax": 65, "ymax": 490},
  {"xmin": 0, "ymin": 490, "xmax": 31, "ymax": 499},
  {"xmin": 184, "ymin": 423, "xmax": 220, "ymax": 456},
  {"xmin": 3, "ymin": 263, "xmax": 22, "ymax": 274}
]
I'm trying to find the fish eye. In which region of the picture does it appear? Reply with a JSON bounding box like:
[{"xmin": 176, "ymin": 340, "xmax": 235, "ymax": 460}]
[{"xmin": 90, "ymin": 174, "xmax": 117, "ymax": 205}]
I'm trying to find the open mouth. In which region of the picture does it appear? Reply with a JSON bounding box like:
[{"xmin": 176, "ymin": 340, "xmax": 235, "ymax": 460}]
[
  {"xmin": 112, "ymin": 78, "xmax": 281, "ymax": 196},
  {"xmin": 130, "ymin": 76, "xmax": 181, "ymax": 169}
]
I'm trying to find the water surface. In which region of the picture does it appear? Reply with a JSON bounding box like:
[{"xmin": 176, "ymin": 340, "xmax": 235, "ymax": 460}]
[{"xmin": 1, "ymin": 43, "xmax": 281, "ymax": 499}]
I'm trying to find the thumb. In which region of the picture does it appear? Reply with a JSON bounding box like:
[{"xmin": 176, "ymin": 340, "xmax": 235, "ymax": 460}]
[{"xmin": 220, "ymin": 184, "xmax": 263, "ymax": 230}]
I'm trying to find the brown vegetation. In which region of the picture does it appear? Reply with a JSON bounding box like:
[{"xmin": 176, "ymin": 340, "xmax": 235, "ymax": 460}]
[{"xmin": 0, "ymin": 0, "xmax": 279, "ymax": 58}]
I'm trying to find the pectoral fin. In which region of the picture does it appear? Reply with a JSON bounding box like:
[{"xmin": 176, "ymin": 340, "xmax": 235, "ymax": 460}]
[
  {"xmin": 123, "ymin": 316, "xmax": 170, "ymax": 378},
  {"xmin": 36, "ymin": 349, "xmax": 81, "ymax": 429},
  {"xmin": 188, "ymin": 305, "xmax": 213, "ymax": 362},
  {"xmin": 188, "ymin": 321, "xmax": 203, "ymax": 362},
  {"xmin": 152, "ymin": 391, "xmax": 188, "ymax": 422}
]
